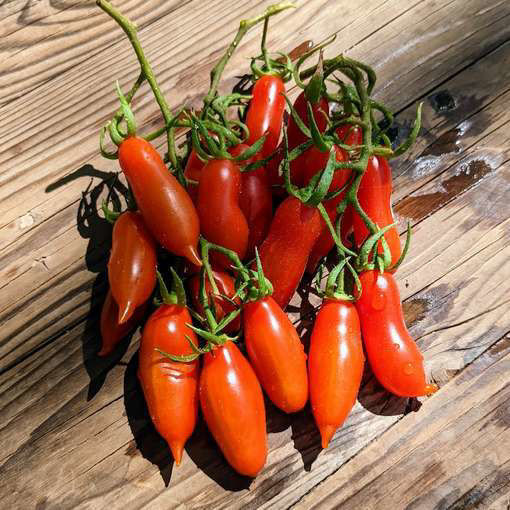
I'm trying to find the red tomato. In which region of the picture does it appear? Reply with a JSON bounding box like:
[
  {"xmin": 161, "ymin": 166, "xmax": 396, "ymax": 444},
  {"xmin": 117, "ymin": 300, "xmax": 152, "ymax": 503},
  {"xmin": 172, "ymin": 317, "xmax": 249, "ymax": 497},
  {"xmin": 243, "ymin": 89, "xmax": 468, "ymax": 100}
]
[
  {"xmin": 98, "ymin": 289, "xmax": 146, "ymax": 357},
  {"xmin": 246, "ymin": 75, "xmax": 286, "ymax": 158},
  {"xmin": 355, "ymin": 270, "xmax": 438, "ymax": 397},
  {"xmin": 308, "ymin": 299, "xmax": 364, "ymax": 448},
  {"xmin": 200, "ymin": 341, "xmax": 267, "ymax": 477},
  {"xmin": 305, "ymin": 125, "xmax": 362, "ymax": 273},
  {"xmin": 243, "ymin": 296, "xmax": 308, "ymax": 413},
  {"xmin": 230, "ymin": 144, "xmax": 273, "ymax": 259},
  {"xmin": 189, "ymin": 269, "xmax": 241, "ymax": 333},
  {"xmin": 258, "ymin": 196, "xmax": 322, "ymax": 309},
  {"xmin": 184, "ymin": 149, "xmax": 204, "ymax": 203},
  {"xmin": 108, "ymin": 211, "xmax": 157, "ymax": 323},
  {"xmin": 287, "ymin": 91, "xmax": 329, "ymax": 187},
  {"xmin": 352, "ymin": 155, "xmax": 401, "ymax": 268},
  {"xmin": 197, "ymin": 159, "xmax": 249, "ymax": 268},
  {"xmin": 118, "ymin": 137, "xmax": 201, "ymax": 266},
  {"xmin": 138, "ymin": 304, "xmax": 199, "ymax": 465}
]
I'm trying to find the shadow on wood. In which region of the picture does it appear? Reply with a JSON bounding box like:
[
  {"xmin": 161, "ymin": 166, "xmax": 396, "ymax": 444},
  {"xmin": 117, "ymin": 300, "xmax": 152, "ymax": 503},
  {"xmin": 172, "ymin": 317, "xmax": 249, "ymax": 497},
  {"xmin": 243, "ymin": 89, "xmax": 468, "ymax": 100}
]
[{"xmin": 46, "ymin": 164, "xmax": 136, "ymax": 400}]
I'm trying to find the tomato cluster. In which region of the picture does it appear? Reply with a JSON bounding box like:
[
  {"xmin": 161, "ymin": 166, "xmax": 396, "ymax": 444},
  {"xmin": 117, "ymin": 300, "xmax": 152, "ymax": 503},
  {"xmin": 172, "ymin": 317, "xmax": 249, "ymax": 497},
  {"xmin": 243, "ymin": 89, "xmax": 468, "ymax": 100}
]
[{"xmin": 94, "ymin": 0, "xmax": 438, "ymax": 478}]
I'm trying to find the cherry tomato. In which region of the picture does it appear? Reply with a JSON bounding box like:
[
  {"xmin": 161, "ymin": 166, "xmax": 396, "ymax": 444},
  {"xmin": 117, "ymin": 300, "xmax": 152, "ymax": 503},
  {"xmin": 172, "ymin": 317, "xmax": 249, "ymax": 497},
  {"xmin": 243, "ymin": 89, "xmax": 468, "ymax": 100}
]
[
  {"xmin": 243, "ymin": 296, "xmax": 308, "ymax": 413},
  {"xmin": 200, "ymin": 341, "xmax": 267, "ymax": 477},
  {"xmin": 287, "ymin": 91, "xmax": 329, "ymax": 187},
  {"xmin": 138, "ymin": 304, "xmax": 199, "ymax": 465},
  {"xmin": 197, "ymin": 158, "xmax": 249, "ymax": 268},
  {"xmin": 355, "ymin": 270, "xmax": 438, "ymax": 397},
  {"xmin": 118, "ymin": 137, "xmax": 201, "ymax": 265},
  {"xmin": 189, "ymin": 269, "xmax": 241, "ymax": 333},
  {"xmin": 98, "ymin": 289, "xmax": 146, "ymax": 357},
  {"xmin": 305, "ymin": 125, "xmax": 362, "ymax": 273},
  {"xmin": 258, "ymin": 196, "xmax": 322, "ymax": 309},
  {"xmin": 352, "ymin": 155, "xmax": 401, "ymax": 268},
  {"xmin": 108, "ymin": 211, "xmax": 157, "ymax": 323},
  {"xmin": 309, "ymin": 299, "xmax": 364, "ymax": 448},
  {"xmin": 184, "ymin": 149, "xmax": 204, "ymax": 203},
  {"xmin": 230, "ymin": 144, "xmax": 273, "ymax": 259},
  {"xmin": 246, "ymin": 75, "xmax": 286, "ymax": 159}
]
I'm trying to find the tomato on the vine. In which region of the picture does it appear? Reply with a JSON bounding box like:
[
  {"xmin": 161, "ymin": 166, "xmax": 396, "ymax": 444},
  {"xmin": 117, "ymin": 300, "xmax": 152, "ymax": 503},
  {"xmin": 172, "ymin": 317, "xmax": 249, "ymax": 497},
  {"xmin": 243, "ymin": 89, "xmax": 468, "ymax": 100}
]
[
  {"xmin": 309, "ymin": 299, "xmax": 364, "ymax": 448},
  {"xmin": 243, "ymin": 296, "xmax": 308, "ymax": 413},
  {"xmin": 138, "ymin": 303, "xmax": 200, "ymax": 465},
  {"xmin": 246, "ymin": 74, "xmax": 286, "ymax": 159},
  {"xmin": 355, "ymin": 270, "xmax": 438, "ymax": 397},
  {"xmin": 197, "ymin": 158, "xmax": 249, "ymax": 267},
  {"xmin": 258, "ymin": 196, "xmax": 322, "ymax": 309},
  {"xmin": 200, "ymin": 341, "xmax": 267, "ymax": 477},
  {"xmin": 108, "ymin": 211, "xmax": 157, "ymax": 324},
  {"xmin": 118, "ymin": 137, "xmax": 201, "ymax": 266},
  {"xmin": 352, "ymin": 155, "xmax": 401, "ymax": 268}
]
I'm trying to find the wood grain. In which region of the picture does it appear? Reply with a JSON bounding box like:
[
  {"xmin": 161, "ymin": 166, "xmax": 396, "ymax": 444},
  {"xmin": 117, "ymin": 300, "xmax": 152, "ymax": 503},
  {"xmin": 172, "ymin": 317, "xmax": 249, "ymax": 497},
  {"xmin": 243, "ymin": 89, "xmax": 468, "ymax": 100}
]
[{"xmin": 1, "ymin": 0, "xmax": 510, "ymax": 508}]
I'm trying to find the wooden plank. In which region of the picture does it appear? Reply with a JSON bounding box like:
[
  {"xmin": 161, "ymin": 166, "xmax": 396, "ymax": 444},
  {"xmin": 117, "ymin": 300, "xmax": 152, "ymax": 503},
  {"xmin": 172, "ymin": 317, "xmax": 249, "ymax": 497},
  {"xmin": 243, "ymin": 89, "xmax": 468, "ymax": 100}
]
[
  {"xmin": 293, "ymin": 333, "xmax": 510, "ymax": 510},
  {"xmin": 2, "ymin": 0, "xmax": 510, "ymax": 373}
]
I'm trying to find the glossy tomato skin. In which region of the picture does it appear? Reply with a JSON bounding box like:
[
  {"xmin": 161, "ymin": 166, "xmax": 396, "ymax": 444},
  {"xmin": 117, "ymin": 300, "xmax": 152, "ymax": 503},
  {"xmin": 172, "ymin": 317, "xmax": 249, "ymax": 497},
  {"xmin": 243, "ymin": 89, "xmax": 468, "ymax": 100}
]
[
  {"xmin": 108, "ymin": 211, "xmax": 157, "ymax": 324},
  {"xmin": 189, "ymin": 269, "xmax": 241, "ymax": 333},
  {"xmin": 246, "ymin": 75, "xmax": 286, "ymax": 159},
  {"xmin": 243, "ymin": 296, "xmax": 308, "ymax": 413},
  {"xmin": 200, "ymin": 341, "xmax": 267, "ymax": 477},
  {"xmin": 98, "ymin": 290, "xmax": 146, "ymax": 357},
  {"xmin": 258, "ymin": 196, "xmax": 323, "ymax": 309},
  {"xmin": 287, "ymin": 92, "xmax": 329, "ymax": 187},
  {"xmin": 353, "ymin": 156, "xmax": 401, "ymax": 268},
  {"xmin": 118, "ymin": 137, "xmax": 201, "ymax": 266},
  {"xmin": 305, "ymin": 126, "xmax": 363, "ymax": 273},
  {"xmin": 309, "ymin": 299, "xmax": 364, "ymax": 448},
  {"xmin": 184, "ymin": 149, "xmax": 204, "ymax": 203},
  {"xmin": 355, "ymin": 271, "xmax": 437, "ymax": 397},
  {"xmin": 230, "ymin": 144, "xmax": 273, "ymax": 259},
  {"xmin": 197, "ymin": 159, "xmax": 249, "ymax": 268},
  {"xmin": 138, "ymin": 304, "xmax": 199, "ymax": 465}
]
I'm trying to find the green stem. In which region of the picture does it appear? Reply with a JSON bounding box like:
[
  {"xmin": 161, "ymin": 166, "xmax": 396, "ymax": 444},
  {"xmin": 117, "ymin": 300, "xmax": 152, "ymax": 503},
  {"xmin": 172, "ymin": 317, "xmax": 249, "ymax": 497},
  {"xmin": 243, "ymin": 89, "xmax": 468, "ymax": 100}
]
[{"xmin": 96, "ymin": 0, "xmax": 179, "ymax": 172}]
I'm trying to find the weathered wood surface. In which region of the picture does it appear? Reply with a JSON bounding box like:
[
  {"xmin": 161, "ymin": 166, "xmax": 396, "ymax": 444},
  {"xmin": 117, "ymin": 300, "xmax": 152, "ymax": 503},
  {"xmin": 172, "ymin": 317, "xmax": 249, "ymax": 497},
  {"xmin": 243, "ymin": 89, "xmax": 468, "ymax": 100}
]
[{"xmin": 1, "ymin": 0, "xmax": 510, "ymax": 509}]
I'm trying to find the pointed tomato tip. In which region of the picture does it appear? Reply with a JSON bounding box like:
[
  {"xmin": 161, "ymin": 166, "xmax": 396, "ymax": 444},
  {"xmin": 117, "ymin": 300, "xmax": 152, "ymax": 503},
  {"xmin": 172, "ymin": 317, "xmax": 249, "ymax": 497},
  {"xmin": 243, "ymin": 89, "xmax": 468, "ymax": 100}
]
[
  {"xmin": 319, "ymin": 425, "xmax": 336, "ymax": 449},
  {"xmin": 97, "ymin": 347, "xmax": 110, "ymax": 357},
  {"xmin": 424, "ymin": 383, "xmax": 439, "ymax": 396},
  {"xmin": 169, "ymin": 441, "xmax": 184, "ymax": 466}
]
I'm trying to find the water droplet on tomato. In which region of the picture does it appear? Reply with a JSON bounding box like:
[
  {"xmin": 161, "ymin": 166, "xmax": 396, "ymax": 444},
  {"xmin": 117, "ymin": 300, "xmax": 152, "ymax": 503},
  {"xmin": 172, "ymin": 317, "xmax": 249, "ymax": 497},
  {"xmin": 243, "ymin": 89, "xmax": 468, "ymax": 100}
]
[{"xmin": 403, "ymin": 363, "xmax": 414, "ymax": 376}]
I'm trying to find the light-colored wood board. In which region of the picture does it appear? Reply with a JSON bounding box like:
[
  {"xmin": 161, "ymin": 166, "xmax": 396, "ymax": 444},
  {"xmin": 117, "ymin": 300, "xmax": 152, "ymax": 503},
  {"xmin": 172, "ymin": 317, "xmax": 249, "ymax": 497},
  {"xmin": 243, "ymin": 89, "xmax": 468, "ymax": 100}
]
[{"xmin": 293, "ymin": 333, "xmax": 510, "ymax": 510}]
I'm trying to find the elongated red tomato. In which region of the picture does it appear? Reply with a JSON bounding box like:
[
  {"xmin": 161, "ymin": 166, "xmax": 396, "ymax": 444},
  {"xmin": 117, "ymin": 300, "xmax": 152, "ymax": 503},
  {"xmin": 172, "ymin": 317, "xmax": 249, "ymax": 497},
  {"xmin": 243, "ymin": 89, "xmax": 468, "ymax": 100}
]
[
  {"xmin": 258, "ymin": 196, "xmax": 322, "ymax": 309},
  {"xmin": 108, "ymin": 211, "xmax": 157, "ymax": 324},
  {"xmin": 305, "ymin": 125, "xmax": 362, "ymax": 273},
  {"xmin": 184, "ymin": 149, "xmax": 204, "ymax": 203},
  {"xmin": 138, "ymin": 304, "xmax": 199, "ymax": 465},
  {"xmin": 353, "ymin": 156, "xmax": 401, "ymax": 268},
  {"xmin": 287, "ymin": 91, "xmax": 329, "ymax": 187},
  {"xmin": 98, "ymin": 290, "xmax": 146, "ymax": 357},
  {"xmin": 243, "ymin": 296, "xmax": 308, "ymax": 413},
  {"xmin": 355, "ymin": 270, "xmax": 438, "ymax": 397},
  {"xmin": 200, "ymin": 341, "xmax": 267, "ymax": 477},
  {"xmin": 197, "ymin": 159, "xmax": 249, "ymax": 268},
  {"xmin": 230, "ymin": 144, "xmax": 273, "ymax": 259},
  {"xmin": 309, "ymin": 299, "xmax": 364, "ymax": 448},
  {"xmin": 118, "ymin": 137, "xmax": 201, "ymax": 266},
  {"xmin": 246, "ymin": 75, "xmax": 285, "ymax": 158},
  {"xmin": 189, "ymin": 269, "xmax": 241, "ymax": 333}
]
